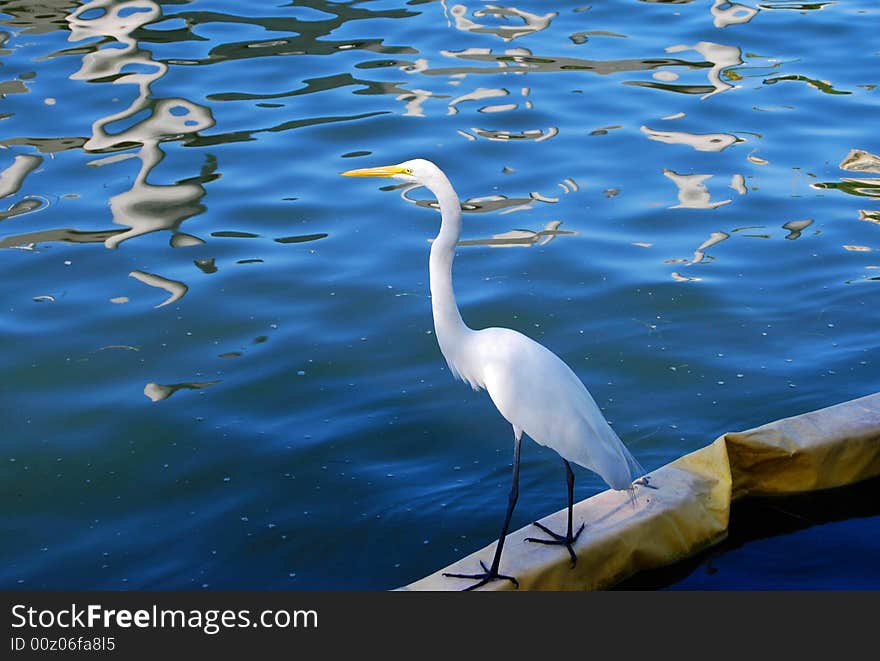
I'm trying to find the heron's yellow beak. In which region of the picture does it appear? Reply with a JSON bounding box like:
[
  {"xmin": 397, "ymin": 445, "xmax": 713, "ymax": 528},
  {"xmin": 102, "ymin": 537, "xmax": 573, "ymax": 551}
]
[{"xmin": 340, "ymin": 164, "xmax": 409, "ymax": 178}]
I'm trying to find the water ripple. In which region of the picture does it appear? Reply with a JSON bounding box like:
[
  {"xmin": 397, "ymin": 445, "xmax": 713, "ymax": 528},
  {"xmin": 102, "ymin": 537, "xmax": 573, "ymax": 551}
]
[{"xmin": 1, "ymin": 0, "xmax": 877, "ymax": 591}]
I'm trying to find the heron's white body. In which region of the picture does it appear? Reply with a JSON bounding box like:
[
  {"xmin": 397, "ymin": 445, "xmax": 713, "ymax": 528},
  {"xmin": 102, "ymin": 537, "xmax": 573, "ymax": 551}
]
[
  {"xmin": 342, "ymin": 157, "xmax": 644, "ymax": 586},
  {"xmin": 417, "ymin": 158, "xmax": 643, "ymax": 491},
  {"xmin": 446, "ymin": 326, "xmax": 641, "ymax": 490}
]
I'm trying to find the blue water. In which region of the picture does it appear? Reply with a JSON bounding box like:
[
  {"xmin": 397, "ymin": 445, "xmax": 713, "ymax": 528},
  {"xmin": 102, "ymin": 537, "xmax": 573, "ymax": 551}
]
[
  {"xmin": 619, "ymin": 476, "xmax": 880, "ymax": 590},
  {"xmin": 1, "ymin": 0, "xmax": 877, "ymax": 590}
]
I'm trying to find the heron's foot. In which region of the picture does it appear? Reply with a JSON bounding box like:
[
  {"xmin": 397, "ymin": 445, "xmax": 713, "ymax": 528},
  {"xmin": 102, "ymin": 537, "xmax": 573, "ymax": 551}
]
[
  {"xmin": 443, "ymin": 560, "xmax": 519, "ymax": 591},
  {"xmin": 633, "ymin": 475, "xmax": 658, "ymax": 490},
  {"xmin": 525, "ymin": 520, "xmax": 585, "ymax": 568}
]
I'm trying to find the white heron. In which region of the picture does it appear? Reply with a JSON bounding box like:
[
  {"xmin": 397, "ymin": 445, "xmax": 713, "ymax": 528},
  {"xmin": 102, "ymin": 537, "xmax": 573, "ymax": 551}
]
[{"xmin": 342, "ymin": 159, "xmax": 646, "ymax": 590}]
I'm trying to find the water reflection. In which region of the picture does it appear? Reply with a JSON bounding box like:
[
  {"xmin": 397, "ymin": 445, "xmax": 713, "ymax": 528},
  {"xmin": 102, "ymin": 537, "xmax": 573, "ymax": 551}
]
[
  {"xmin": 431, "ymin": 46, "xmax": 711, "ymax": 79},
  {"xmin": 275, "ymin": 233, "xmax": 329, "ymax": 244},
  {"xmin": 690, "ymin": 231, "xmax": 730, "ymax": 264},
  {"xmin": 669, "ymin": 217, "xmax": 816, "ymax": 278},
  {"xmin": 782, "ymin": 219, "xmax": 813, "ymax": 240},
  {"xmin": 0, "ymin": 227, "xmax": 123, "ymax": 249},
  {"xmin": 813, "ymin": 149, "xmax": 880, "ymax": 201},
  {"xmin": 0, "ymin": 0, "xmax": 76, "ymax": 35},
  {"xmin": 464, "ymin": 126, "xmax": 558, "ymax": 142},
  {"xmin": 392, "ymin": 173, "xmax": 578, "ymax": 251},
  {"xmin": 0, "ymin": 197, "xmax": 47, "ymax": 221},
  {"xmin": 194, "ymin": 258, "xmax": 218, "ymax": 274},
  {"xmin": 354, "ymin": 35, "xmax": 747, "ymax": 127},
  {"xmin": 839, "ymin": 149, "xmax": 880, "ymax": 174},
  {"xmin": 396, "ymin": 174, "xmax": 578, "ymax": 216},
  {"xmin": 658, "ymin": 42, "xmax": 742, "ymax": 99},
  {"xmin": 732, "ymin": 226, "xmax": 770, "ymax": 239},
  {"xmin": 570, "ymin": 30, "xmax": 629, "ymax": 45},
  {"xmin": 763, "ymin": 74, "xmax": 850, "ymax": 95},
  {"xmin": 170, "ymin": 233, "xmax": 206, "ymax": 248},
  {"xmin": 663, "ymin": 169, "xmax": 732, "ymax": 209},
  {"xmin": 449, "ymin": 4, "xmax": 556, "ymax": 42},
  {"xmin": 397, "ymin": 88, "xmax": 441, "ymax": 117},
  {"xmin": 173, "ymin": 2, "xmax": 418, "ymax": 65},
  {"xmin": 758, "ymin": 2, "xmax": 834, "ymax": 9},
  {"xmin": 129, "ymin": 270, "xmax": 188, "ymax": 308},
  {"xmin": 815, "ymin": 178, "xmax": 880, "ymax": 199},
  {"xmin": 448, "ymin": 87, "xmax": 511, "ymax": 115},
  {"xmin": 457, "ymin": 220, "xmax": 576, "ymax": 248},
  {"xmin": 144, "ymin": 380, "xmax": 219, "ymax": 402},
  {"xmin": 711, "ymin": 1, "xmax": 760, "ymax": 28},
  {"xmin": 0, "ymin": 155, "xmax": 42, "ymax": 198},
  {"xmin": 104, "ymin": 146, "xmax": 216, "ymax": 249},
  {"xmin": 671, "ymin": 271, "xmax": 702, "ymax": 282},
  {"xmin": 67, "ymin": 0, "xmax": 216, "ymax": 249},
  {"xmin": 641, "ymin": 126, "xmax": 741, "ymax": 151}
]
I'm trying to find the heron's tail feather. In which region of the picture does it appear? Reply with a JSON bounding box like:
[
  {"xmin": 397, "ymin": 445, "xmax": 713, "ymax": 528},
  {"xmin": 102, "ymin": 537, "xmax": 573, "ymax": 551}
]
[
  {"xmin": 623, "ymin": 443, "xmax": 646, "ymax": 483},
  {"xmin": 621, "ymin": 441, "xmax": 645, "ymax": 509}
]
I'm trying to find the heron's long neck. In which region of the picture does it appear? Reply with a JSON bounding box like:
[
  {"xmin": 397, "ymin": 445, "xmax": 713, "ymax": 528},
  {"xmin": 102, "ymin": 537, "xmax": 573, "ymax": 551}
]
[{"xmin": 427, "ymin": 176, "xmax": 471, "ymax": 355}]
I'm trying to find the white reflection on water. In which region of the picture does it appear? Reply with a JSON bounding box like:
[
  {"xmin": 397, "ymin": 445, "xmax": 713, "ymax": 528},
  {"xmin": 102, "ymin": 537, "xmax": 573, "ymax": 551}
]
[
  {"xmin": 450, "ymin": 4, "xmax": 556, "ymax": 42},
  {"xmin": 0, "ymin": 197, "xmax": 48, "ymax": 221},
  {"xmin": 390, "ymin": 33, "xmax": 743, "ymax": 141},
  {"xmin": 466, "ymin": 126, "xmax": 558, "ymax": 142},
  {"xmin": 0, "ymin": 227, "xmax": 124, "ymax": 249},
  {"xmin": 435, "ymin": 45, "xmax": 709, "ymax": 77},
  {"xmin": 417, "ymin": 39, "xmax": 746, "ymax": 126},
  {"xmin": 730, "ymin": 173, "xmax": 748, "ymax": 195},
  {"xmin": 170, "ymin": 233, "xmax": 207, "ymax": 248},
  {"xmin": 671, "ymin": 271, "xmax": 702, "ymax": 282},
  {"xmin": 448, "ymin": 87, "xmax": 509, "ymax": 115},
  {"xmin": 663, "ymin": 169, "xmax": 732, "ymax": 209},
  {"xmin": 398, "ymin": 168, "xmax": 578, "ymax": 248},
  {"xmin": 457, "ymin": 220, "xmax": 576, "ymax": 248},
  {"xmin": 67, "ymin": 0, "xmax": 216, "ymax": 249},
  {"xmin": 571, "ymin": 30, "xmax": 629, "ymax": 45},
  {"xmin": 129, "ymin": 270, "xmax": 188, "ymax": 308},
  {"xmin": 690, "ymin": 231, "xmax": 730, "ymax": 264},
  {"xmin": 670, "ymin": 217, "xmax": 819, "ymax": 277},
  {"xmin": 711, "ymin": 1, "xmax": 760, "ymax": 28},
  {"xmin": 782, "ymin": 219, "xmax": 813, "ymax": 240},
  {"xmin": 144, "ymin": 380, "xmax": 219, "ymax": 402},
  {"xmin": 812, "ymin": 149, "xmax": 880, "ymax": 209},
  {"xmin": 396, "ymin": 88, "xmax": 439, "ymax": 117},
  {"xmin": 0, "ymin": 154, "xmax": 42, "ymax": 199},
  {"xmin": 397, "ymin": 175, "xmax": 577, "ymax": 216},
  {"xmin": 839, "ymin": 149, "xmax": 880, "ymax": 174},
  {"xmin": 640, "ymin": 125, "xmax": 740, "ymax": 152},
  {"xmin": 665, "ymin": 41, "xmax": 742, "ymax": 99},
  {"xmin": 102, "ymin": 119, "xmax": 215, "ymax": 250}
]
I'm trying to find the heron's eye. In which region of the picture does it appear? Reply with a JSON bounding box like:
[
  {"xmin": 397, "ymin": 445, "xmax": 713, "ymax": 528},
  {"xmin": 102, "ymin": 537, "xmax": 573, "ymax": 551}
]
[{"xmin": 404, "ymin": 168, "xmax": 413, "ymax": 175}]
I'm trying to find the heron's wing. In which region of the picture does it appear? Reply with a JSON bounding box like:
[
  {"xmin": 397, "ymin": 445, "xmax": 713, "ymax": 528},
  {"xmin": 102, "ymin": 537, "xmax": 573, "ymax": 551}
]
[{"xmin": 475, "ymin": 327, "xmax": 643, "ymax": 489}]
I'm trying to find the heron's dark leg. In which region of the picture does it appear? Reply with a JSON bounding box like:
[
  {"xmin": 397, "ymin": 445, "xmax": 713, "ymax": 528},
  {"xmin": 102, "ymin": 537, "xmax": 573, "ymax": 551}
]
[
  {"xmin": 525, "ymin": 459, "xmax": 584, "ymax": 568},
  {"xmin": 443, "ymin": 431, "xmax": 522, "ymax": 590}
]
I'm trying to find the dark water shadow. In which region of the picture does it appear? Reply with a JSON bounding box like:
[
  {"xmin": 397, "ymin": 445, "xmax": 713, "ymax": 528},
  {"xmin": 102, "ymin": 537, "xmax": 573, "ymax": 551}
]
[{"xmin": 616, "ymin": 475, "xmax": 880, "ymax": 590}]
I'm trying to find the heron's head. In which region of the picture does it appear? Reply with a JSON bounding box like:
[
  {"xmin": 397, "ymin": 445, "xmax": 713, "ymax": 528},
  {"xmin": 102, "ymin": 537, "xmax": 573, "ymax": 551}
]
[{"xmin": 341, "ymin": 158, "xmax": 444, "ymax": 187}]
